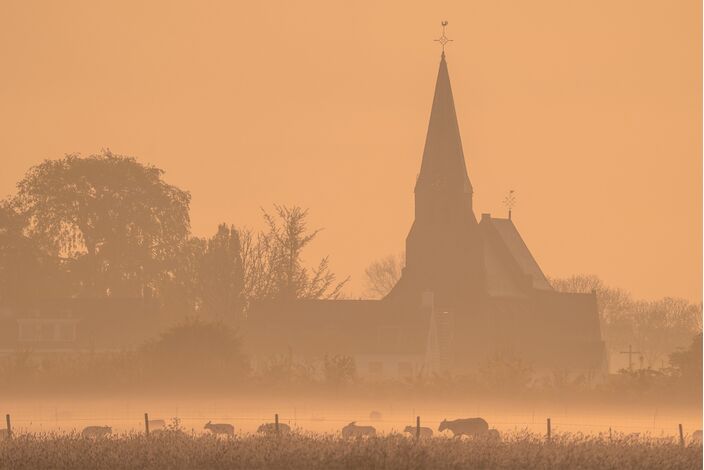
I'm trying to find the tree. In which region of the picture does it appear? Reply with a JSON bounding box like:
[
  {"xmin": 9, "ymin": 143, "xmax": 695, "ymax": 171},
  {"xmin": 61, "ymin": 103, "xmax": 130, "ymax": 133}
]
[
  {"xmin": 322, "ymin": 354, "xmax": 356, "ymax": 389},
  {"xmin": 197, "ymin": 224, "xmax": 245, "ymax": 322},
  {"xmin": 11, "ymin": 150, "xmax": 191, "ymax": 297},
  {"xmin": 363, "ymin": 253, "xmax": 404, "ymax": 299},
  {"xmin": 631, "ymin": 298, "xmax": 702, "ymax": 367},
  {"xmin": 242, "ymin": 205, "xmax": 348, "ymax": 301},
  {"xmin": 669, "ymin": 332, "xmax": 703, "ymax": 386},
  {"xmin": 551, "ymin": 274, "xmax": 702, "ymax": 369},
  {"xmin": 0, "ymin": 201, "xmax": 63, "ymax": 305},
  {"xmin": 140, "ymin": 318, "xmax": 249, "ymax": 385},
  {"xmin": 158, "ymin": 237, "xmax": 206, "ymax": 320}
]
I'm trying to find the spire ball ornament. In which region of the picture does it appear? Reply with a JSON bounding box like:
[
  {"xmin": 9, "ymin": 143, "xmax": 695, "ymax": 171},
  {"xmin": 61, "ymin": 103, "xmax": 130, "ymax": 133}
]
[{"xmin": 434, "ymin": 20, "xmax": 453, "ymax": 56}]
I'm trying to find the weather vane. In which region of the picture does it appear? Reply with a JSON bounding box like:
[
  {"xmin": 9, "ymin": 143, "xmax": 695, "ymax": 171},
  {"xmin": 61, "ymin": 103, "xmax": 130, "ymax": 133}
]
[
  {"xmin": 503, "ymin": 190, "xmax": 517, "ymax": 220},
  {"xmin": 434, "ymin": 20, "xmax": 453, "ymax": 56}
]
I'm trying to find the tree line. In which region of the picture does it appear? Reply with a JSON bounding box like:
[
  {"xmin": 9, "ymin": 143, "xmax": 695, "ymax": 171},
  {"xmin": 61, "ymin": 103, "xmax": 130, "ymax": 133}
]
[
  {"xmin": 2, "ymin": 150, "xmax": 700, "ymax": 370},
  {"xmin": 0, "ymin": 151, "xmax": 347, "ymax": 324}
]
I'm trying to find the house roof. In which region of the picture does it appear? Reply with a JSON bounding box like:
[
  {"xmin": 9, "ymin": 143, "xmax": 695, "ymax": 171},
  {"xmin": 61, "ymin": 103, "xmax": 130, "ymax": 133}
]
[{"xmin": 245, "ymin": 299, "xmax": 428, "ymax": 357}]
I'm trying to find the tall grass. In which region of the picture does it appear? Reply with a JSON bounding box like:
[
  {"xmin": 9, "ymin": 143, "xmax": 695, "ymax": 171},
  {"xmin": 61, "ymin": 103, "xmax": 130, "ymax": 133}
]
[{"xmin": 0, "ymin": 431, "xmax": 700, "ymax": 470}]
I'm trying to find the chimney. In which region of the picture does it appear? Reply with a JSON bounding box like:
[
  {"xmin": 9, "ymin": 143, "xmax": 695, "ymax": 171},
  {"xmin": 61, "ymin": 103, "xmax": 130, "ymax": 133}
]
[{"xmin": 481, "ymin": 213, "xmax": 491, "ymax": 222}]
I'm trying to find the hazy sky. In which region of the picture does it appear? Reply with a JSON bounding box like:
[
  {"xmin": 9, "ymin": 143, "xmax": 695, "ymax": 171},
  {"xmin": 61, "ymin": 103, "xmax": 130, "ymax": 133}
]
[{"xmin": 0, "ymin": 0, "xmax": 701, "ymax": 302}]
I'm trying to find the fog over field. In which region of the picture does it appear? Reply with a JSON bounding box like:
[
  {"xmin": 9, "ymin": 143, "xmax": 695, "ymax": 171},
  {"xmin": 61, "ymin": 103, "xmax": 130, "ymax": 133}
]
[
  {"xmin": 0, "ymin": 1, "xmax": 701, "ymax": 469},
  {"xmin": 5, "ymin": 397, "xmax": 702, "ymax": 439}
]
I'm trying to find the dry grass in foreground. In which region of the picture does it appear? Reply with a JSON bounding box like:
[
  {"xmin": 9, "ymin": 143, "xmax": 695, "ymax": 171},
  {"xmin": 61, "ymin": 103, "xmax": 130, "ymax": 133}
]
[{"xmin": 0, "ymin": 431, "xmax": 701, "ymax": 470}]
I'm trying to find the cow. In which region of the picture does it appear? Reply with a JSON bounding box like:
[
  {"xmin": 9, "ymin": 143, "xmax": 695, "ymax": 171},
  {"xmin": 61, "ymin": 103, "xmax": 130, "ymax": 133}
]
[
  {"xmin": 81, "ymin": 426, "xmax": 112, "ymax": 438},
  {"xmin": 257, "ymin": 422, "xmax": 291, "ymax": 435},
  {"xmin": 404, "ymin": 425, "xmax": 433, "ymax": 438},
  {"xmin": 692, "ymin": 430, "xmax": 702, "ymax": 444},
  {"xmin": 342, "ymin": 422, "xmax": 376, "ymax": 438},
  {"xmin": 204, "ymin": 421, "xmax": 234, "ymax": 437},
  {"xmin": 438, "ymin": 418, "xmax": 489, "ymax": 437}
]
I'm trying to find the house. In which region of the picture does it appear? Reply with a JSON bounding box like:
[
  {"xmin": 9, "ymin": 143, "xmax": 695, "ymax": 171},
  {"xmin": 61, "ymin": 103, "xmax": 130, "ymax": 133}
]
[{"xmin": 0, "ymin": 297, "xmax": 160, "ymax": 357}]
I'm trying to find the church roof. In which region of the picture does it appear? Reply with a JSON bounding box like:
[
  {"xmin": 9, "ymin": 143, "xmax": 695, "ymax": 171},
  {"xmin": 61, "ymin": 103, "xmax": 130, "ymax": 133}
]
[
  {"xmin": 415, "ymin": 54, "xmax": 472, "ymax": 194},
  {"xmin": 481, "ymin": 215, "xmax": 553, "ymax": 295}
]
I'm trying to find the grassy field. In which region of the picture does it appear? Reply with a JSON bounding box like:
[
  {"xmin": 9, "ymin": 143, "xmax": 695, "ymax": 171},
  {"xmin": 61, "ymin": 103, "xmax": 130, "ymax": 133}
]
[{"xmin": 0, "ymin": 431, "xmax": 701, "ymax": 470}]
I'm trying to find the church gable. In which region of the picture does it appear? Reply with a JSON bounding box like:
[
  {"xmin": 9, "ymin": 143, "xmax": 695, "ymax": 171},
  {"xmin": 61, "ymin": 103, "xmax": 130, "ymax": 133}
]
[{"xmin": 480, "ymin": 214, "xmax": 552, "ymax": 294}]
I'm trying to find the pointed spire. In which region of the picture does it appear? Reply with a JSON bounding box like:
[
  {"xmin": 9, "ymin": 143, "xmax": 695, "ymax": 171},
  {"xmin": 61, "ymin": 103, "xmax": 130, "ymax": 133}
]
[{"xmin": 415, "ymin": 53, "xmax": 472, "ymax": 194}]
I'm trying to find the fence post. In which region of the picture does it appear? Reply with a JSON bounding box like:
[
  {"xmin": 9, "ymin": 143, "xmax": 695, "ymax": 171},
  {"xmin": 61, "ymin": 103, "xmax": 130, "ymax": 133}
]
[
  {"xmin": 144, "ymin": 413, "xmax": 150, "ymax": 437},
  {"xmin": 416, "ymin": 416, "xmax": 420, "ymax": 440},
  {"xmin": 275, "ymin": 414, "xmax": 279, "ymax": 434},
  {"xmin": 679, "ymin": 424, "xmax": 684, "ymax": 447},
  {"xmin": 5, "ymin": 414, "xmax": 11, "ymax": 439},
  {"xmin": 546, "ymin": 418, "xmax": 551, "ymax": 442},
  {"xmin": 609, "ymin": 427, "xmax": 612, "ymax": 441}
]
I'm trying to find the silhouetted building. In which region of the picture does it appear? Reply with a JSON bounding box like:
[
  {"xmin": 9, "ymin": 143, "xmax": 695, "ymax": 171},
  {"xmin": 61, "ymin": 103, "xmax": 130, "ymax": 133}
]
[
  {"xmin": 247, "ymin": 51, "xmax": 607, "ymax": 379},
  {"xmin": 0, "ymin": 297, "xmax": 160, "ymax": 356}
]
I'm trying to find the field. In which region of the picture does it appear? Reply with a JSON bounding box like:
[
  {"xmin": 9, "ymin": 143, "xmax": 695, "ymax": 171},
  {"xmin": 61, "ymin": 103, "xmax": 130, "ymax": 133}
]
[
  {"xmin": 1, "ymin": 430, "xmax": 701, "ymax": 470},
  {"xmin": 2, "ymin": 397, "xmax": 701, "ymax": 469}
]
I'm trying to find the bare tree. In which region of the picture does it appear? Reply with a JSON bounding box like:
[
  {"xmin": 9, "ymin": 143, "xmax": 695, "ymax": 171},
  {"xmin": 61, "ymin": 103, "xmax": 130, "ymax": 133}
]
[
  {"xmin": 551, "ymin": 274, "xmax": 702, "ymax": 369},
  {"xmin": 165, "ymin": 206, "xmax": 349, "ymax": 322},
  {"xmin": 241, "ymin": 205, "xmax": 349, "ymax": 302},
  {"xmin": 363, "ymin": 252, "xmax": 404, "ymax": 299}
]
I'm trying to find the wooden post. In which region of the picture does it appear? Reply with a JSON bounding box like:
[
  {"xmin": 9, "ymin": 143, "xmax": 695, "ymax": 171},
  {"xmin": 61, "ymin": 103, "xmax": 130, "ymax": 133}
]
[
  {"xmin": 144, "ymin": 413, "xmax": 150, "ymax": 437},
  {"xmin": 275, "ymin": 414, "xmax": 279, "ymax": 434},
  {"xmin": 5, "ymin": 414, "xmax": 11, "ymax": 439},
  {"xmin": 546, "ymin": 418, "xmax": 551, "ymax": 441},
  {"xmin": 679, "ymin": 424, "xmax": 684, "ymax": 447},
  {"xmin": 416, "ymin": 416, "xmax": 420, "ymax": 439},
  {"xmin": 609, "ymin": 427, "xmax": 612, "ymax": 441}
]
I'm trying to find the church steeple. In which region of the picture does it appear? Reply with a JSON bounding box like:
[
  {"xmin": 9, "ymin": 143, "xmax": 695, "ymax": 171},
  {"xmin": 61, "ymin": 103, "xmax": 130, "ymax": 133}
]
[
  {"xmin": 415, "ymin": 53, "xmax": 473, "ymax": 197},
  {"xmin": 386, "ymin": 26, "xmax": 485, "ymax": 311}
]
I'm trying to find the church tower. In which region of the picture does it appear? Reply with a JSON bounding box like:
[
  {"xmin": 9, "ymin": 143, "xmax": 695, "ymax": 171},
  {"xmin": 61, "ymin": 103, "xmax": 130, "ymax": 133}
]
[{"xmin": 387, "ymin": 49, "xmax": 485, "ymax": 312}]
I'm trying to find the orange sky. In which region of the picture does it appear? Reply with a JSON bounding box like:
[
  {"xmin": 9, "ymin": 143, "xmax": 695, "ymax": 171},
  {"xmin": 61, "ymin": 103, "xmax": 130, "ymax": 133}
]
[{"xmin": 0, "ymin": 0, "xmax": 701, "ymax": 302}]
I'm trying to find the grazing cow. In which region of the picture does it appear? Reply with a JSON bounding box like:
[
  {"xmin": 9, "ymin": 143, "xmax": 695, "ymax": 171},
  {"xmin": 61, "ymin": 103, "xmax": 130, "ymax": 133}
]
[
  {"xmin": 257, "ymin": 422, "xmax": 291, "ymax": 435},
  {"xmin": 342, "ymin": 422, "xmax": 376, "ymax": 438},
  {"xmin": 438, "ymin": 418, "xmax": 489, "ymax": 437},
  {"xmin": 148, "ymin": 419, "xmax": 166, "ymax": 431},
  {"xmin": 692, "ymin": 430, "xmax": 702, "ymax": 443},
  {"xmin": 404, "ymin": 425, "xmax": 433, "ymax": 438},
  {"xmin": 369, "ymin": 411, "xmax": 382, "ymax": 421},
  {"xmin": 204, "ymin": 421, "xmax": 234, "ymax": 437},
  {"xmin": 81, "ymin": 426, "xmax": 112, "ymax": 438}
]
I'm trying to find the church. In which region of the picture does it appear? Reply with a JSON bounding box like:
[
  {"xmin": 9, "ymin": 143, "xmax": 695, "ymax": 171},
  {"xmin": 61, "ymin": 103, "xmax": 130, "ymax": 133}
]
[{"xmin": 246, "ymin": 47, "xmax": 607, "ymax": 380}]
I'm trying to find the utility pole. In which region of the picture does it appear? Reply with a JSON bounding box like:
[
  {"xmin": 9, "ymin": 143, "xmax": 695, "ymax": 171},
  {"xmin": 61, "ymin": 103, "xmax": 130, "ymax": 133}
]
[{"xmin": 619, "ymin": 344, "xmax": 642, "ymax": 371}]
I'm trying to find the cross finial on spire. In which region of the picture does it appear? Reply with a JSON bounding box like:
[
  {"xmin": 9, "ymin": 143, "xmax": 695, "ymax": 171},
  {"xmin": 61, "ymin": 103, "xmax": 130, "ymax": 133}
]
[
  {"xmin": 503, "ymin": 190, "xmax": 517, "ymax": 220},
  {"xmin": 434, "ymin": 21, "xmax": 452, "ymax": 58}
]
